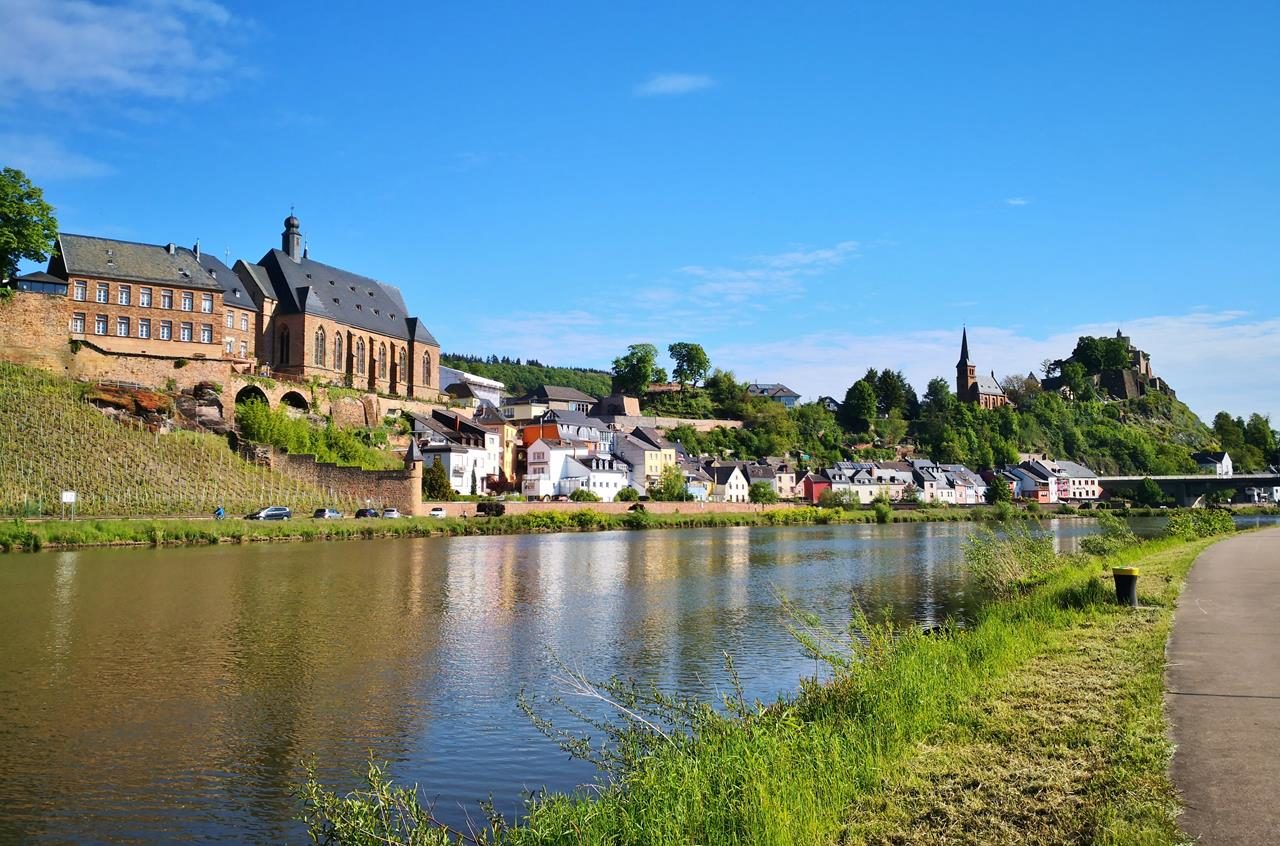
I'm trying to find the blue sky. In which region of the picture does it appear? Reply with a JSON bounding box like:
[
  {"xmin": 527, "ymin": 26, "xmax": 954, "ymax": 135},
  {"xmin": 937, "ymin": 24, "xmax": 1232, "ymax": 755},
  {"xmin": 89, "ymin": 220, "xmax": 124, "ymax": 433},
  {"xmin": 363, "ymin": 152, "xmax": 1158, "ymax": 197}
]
[{"xmin": 3, "ymin": 0, "xmax": 1278, "ymax": 420}]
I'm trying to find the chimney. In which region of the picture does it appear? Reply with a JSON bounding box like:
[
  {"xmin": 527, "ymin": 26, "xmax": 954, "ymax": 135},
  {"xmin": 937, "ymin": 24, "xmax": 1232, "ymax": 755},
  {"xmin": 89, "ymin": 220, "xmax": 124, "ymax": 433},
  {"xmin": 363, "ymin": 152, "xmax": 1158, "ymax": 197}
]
[
  {"xmin": 166, "ymin": 243, "xmax": 176, "ymax": 255},
  {"xmin": 193, "ymin": 239, "xmax": 200, "ymax": 259}
]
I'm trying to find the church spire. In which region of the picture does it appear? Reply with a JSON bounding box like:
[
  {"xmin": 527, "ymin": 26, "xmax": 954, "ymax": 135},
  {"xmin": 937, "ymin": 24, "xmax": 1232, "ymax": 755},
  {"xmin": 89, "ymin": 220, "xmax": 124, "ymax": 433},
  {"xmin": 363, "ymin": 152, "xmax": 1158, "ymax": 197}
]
[{"xmin": 957, "ymin": 326, "xmax": 972, "ymax": 367}]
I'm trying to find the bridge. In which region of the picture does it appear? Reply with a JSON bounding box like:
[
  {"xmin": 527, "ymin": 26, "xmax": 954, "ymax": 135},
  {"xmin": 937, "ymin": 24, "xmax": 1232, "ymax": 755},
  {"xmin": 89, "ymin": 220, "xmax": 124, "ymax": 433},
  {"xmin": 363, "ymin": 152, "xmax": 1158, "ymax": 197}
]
[{"xmin": 1097, "ymin": 473, "xmax": 1280, "ymax": 507}]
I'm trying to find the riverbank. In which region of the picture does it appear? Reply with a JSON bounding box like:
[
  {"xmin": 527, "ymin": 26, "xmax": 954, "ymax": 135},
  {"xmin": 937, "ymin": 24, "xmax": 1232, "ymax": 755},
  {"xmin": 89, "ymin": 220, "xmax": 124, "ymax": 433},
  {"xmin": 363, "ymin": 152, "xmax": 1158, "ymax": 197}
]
[
  {"xmin": 299, "ymin": 522, "xmax": 1230, "ymax": 844},
  {"xmin": 0, "ymin": 503, "xmax": 1102, "ymax": 553}
]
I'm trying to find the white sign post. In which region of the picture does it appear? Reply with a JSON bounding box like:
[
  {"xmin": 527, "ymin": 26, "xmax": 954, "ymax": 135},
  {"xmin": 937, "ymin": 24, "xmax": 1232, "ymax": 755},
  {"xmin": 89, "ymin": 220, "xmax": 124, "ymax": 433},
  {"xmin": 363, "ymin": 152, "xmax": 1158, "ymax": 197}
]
[{"xmin": 60, "ymin": 490, "xmax": 77, "ymax": 520}]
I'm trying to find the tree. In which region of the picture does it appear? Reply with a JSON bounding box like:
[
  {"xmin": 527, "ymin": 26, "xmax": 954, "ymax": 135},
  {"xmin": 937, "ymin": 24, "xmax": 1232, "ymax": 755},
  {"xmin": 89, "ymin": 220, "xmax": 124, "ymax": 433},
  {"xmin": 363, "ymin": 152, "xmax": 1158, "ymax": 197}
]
[
  {"xmin": 748, "ymin": 481, "xmax": 779, "ymax": 504},
  {"xmin": 611, "ymin": 343, "xmax": 660, "ymax": 396},
  {"xmin": 569, "ymin": 487, "xmax": 601, "ymax": 502},
  {"xmin": 840, "ymin": 380, "xmax": 877, "ymax": 434},
  {"xmin": 985, "ymin": 476, "xmax": 1013, "ymax": 504},
  {"xmin": 1060, "ymin": 361, "xmax": 1094, "ymax": 400},
  {"xmin": 874, "ymin": 369, "xmax": 911, "ymax": 417},
  {"xmin": 648, "ymin": 463, "xmax": 689, "ymax": 501},
  {"xmin": 998, "ymin": 373, "xmax": 1042, "ymax": 409},
  {"xmin": 615, "ymin": 486, "xmax": 640, "ymax": 502},
  {"xmin": 705, "ymin": 369, "xmax": 747, "ymax": 419},
  {"xmin": 0, "ymin": 168, "xmax": 59, "ymax": 281},
  {"xmin": 878, "ymin": 409, "xmax": 908, "ymax": 445},
  {"xmin": 423, "ymin": 457, "xmax": 455, "ymax": 501},
  {"xmin": 1244, "ymin": 413, "xmax": 1277, "ymax": 463},
  {"xmin": 922, "ymin": 377, "xmax": 954, "ymax": 415},
  {"xmin": 469, "ymin": 467, "xmax": 478, "ymax": 496},
  {"xmin": 1135, "ymin": 477, "xmax": 1167, "ymax": 507},
  {"xmin": 668, "ymin": 342, "xmax": 710, "ymax": 387}
]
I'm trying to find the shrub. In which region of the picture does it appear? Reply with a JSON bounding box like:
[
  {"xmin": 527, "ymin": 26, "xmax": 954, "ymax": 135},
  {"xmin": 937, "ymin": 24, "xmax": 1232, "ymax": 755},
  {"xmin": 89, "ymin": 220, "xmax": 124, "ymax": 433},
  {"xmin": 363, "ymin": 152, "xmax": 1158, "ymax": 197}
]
[
  {"xmin": 873, "ymin": 501, "xmax": 892, "ymax": 524},
  {"xmin": 964, "ymin": 525, "xmax": 1056, "ymax": 597},
  {"xmin": 569, "ymin": 488, "xmax": 601, "ymax": 502},
  {"xmin": 748, "ymin": 481, "xmax": 778, "ymax": 504},
  {"xmin": 614, "ymin": 486, "xmax": 640, "ymax": 502},
  {"xmin": 1080, "ymin": 510, "xmax": 1139, "ymax": 557},
  {"xmin": 173, "ymin": 358, "xmax": 189, "ymax": 369},
  {"xmin": 1166, "ymin": 509, "xmax": 1235, "ymax": 540},
  {"xmin": 1025, "ymin": 500, "xmax": 1042, "ymax": 515}
]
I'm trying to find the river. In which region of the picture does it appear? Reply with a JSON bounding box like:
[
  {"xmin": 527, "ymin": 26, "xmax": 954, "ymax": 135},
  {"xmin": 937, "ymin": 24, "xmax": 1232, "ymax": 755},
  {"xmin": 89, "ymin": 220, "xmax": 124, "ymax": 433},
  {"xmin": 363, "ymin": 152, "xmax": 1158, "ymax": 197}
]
[{"xmin": 0, "ymin": 517, "xmax": 1257, "ymax": 843}]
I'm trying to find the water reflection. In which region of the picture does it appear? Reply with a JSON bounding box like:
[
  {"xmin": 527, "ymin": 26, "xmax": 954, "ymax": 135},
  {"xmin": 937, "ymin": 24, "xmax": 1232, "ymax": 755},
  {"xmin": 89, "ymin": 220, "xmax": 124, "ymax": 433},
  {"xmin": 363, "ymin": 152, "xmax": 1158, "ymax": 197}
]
[{"xmin": 0, "ymin": 516, "xmax": 1253, "ymax": 842}]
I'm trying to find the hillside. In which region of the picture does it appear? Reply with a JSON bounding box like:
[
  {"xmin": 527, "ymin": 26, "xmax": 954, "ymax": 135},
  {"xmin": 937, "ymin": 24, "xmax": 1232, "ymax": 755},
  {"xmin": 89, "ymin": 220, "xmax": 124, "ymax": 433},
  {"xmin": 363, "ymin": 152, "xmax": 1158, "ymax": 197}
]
[
  {"xmin": 0, "ymin": 362, "xmax": 362, "ymax": 517},
  {"xmin": 442, "ymin": 353, "xmax": 612, "ymax": 398}
]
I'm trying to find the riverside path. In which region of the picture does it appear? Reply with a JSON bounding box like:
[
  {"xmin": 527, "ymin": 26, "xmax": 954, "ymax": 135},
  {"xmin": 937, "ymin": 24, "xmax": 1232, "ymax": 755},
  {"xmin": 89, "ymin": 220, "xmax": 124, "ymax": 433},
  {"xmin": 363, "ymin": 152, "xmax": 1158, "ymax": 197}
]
[{"xmin": 1167, "ymin": 527, "xmax": 1280, "ymax": 844}]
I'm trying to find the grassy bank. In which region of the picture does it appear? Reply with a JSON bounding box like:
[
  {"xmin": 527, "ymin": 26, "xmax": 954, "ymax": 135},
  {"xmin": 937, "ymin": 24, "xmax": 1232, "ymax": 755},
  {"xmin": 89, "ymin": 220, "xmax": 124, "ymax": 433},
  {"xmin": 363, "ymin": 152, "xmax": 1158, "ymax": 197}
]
[
  {"xmin": 297, "ymin": 521, "xmax": 1227, "ymax": 845},
  {"xmin": 0, "ymin": 504, "xmax": 1085, "ymax": 553}
]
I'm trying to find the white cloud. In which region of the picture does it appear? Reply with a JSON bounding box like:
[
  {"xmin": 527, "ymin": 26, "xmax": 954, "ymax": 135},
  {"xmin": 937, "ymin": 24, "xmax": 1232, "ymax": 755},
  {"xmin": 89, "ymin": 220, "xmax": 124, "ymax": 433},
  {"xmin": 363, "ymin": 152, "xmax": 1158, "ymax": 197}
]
[
  {"xmin": 0, "ymin": 0, "xmax": 238, "ymax": 102},
  {"xmin": 1005, "ymin": 197, "xmax": 1029, "ymax": 206},
  {"xmin": 633, "ymin": 73, "xmax": 716, "ymax": 97},
  {"xmin": 710, "ymin": 312, "xmax": 1280, "ymax": 422},
  {"xmin": 679, "ymin": 240, "xmax": 859, "ymax": 302},
  {"xmin": 0, "ymin": 133, "xmax": 113, "ymax": 179}
]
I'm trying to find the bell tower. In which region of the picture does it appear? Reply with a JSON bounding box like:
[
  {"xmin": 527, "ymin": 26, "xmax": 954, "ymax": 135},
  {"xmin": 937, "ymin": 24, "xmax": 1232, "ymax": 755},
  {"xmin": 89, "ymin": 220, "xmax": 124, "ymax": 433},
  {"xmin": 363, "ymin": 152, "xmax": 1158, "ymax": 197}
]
[{"xmin": 956, "ymin": 327, "xmax": 976, "ymax": 399}]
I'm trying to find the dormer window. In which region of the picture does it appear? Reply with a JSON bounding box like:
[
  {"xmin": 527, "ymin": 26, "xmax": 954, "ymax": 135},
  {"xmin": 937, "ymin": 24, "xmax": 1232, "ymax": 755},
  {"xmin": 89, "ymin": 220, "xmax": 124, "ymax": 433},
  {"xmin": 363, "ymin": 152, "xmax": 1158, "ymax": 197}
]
[{"xmin": 355, "ymin": 304, "xmax": 362, "ymax": 310}]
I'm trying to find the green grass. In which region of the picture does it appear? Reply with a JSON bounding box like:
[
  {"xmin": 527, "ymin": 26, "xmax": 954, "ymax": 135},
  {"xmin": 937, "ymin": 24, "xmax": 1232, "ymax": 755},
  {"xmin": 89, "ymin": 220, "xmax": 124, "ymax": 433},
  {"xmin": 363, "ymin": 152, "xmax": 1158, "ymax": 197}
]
[
  {"xmin": 0, "ymin": 362, "xmax": 365, "ymax": 517},
  {"xmin": 295, "ymin": 527, "xmax": 1227, "ymax": 845}
]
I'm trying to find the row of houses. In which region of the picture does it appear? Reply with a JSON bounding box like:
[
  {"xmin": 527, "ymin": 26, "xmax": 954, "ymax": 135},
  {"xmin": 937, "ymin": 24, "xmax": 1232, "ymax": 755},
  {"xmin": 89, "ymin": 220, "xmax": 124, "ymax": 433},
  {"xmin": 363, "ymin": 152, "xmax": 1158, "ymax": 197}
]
[{"xmin": 798, "ymin": 456, "xmax": 1103, "ymax": 505}]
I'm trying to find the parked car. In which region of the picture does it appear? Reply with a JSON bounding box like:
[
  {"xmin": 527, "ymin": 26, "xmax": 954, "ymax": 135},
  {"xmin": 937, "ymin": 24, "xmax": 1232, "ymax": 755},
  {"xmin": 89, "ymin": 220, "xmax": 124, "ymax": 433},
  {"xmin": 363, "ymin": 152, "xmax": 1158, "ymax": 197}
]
[
  {"xmin": 313, "ymin": 508, "xmax": 343, "ymax": 519},
  {"xmin": 382, "ymin": 508, "xmax": 402, "ymax": 519},
  {"xmin": 245, "ymin": 506, "xmax": 291, "ymax": 521},
  {"xmin": 354, "ymin": 508, "xmax": 380, "ymax": 518},
  {"xmin": 428, "ymin": 506, "xmax": 448, "ymax": 519}
]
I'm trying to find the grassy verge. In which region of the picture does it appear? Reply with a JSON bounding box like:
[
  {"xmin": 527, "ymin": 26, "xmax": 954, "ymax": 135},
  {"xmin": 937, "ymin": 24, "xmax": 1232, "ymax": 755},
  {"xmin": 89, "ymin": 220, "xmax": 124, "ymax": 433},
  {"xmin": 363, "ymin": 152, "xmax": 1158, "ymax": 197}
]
[
  {"xmin": 0, "ymin": 505, "xmax": 1088, "ymax": 553},
  {"xmin": 297, "ymin": 527, "xmax": 1225, "ymax": 845}
]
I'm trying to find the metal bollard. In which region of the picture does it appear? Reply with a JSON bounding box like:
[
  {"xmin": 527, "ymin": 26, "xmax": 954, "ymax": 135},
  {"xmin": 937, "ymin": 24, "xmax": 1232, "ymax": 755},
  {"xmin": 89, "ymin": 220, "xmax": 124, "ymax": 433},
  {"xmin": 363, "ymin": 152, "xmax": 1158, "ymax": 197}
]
[{"xmin": 1112, "ymin": 567, "xmax": 1139, "ymax": 607}]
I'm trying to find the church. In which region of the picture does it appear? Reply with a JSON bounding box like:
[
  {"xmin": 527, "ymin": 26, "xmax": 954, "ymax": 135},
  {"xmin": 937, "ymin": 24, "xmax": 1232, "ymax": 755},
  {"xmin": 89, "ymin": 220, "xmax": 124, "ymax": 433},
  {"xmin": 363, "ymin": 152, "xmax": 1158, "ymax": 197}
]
[{"xmin": 955, "ymin": 328, "xmax": 1009, "ymax": 409}]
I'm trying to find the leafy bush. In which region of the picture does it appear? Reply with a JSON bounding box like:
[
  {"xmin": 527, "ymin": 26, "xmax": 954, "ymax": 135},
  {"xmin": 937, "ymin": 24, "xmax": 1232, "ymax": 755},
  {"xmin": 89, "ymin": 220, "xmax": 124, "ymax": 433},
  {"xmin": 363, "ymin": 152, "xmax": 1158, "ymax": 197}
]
[
  {"xmin": 1165, "ymin": 509, "xmax": 1236, "ymax": 540},
  {"xmin": 569, "ymin": 487, "xmax": 601, "ymax": 502},
  {"xmin": 235, "ymin": 399, "xmax": 400, "ymax": 470},
  {"xmin": 1080, "ymin": 510, "xmax": 1139, "ymax": 557},
  {"xmin": 873, "ymin": 500, "xmax": 893, "ymax": 524},
  {"xmin": 614, "ymin": 486, "xmax": 640, "ymax": 502},
  {"xmin": 748, "ymin": 481, "xmax": 778, "ymax": 504},
  {"xmin": 818, "ymin": 488, "xmax": 858, "ymax": 509}
]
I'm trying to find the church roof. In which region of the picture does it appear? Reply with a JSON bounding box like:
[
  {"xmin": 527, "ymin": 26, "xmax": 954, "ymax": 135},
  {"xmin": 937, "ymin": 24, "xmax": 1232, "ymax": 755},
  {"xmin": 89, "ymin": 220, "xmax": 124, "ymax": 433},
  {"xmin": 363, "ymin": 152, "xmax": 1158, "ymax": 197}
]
[
  {"xmin": 957, "ymin": 327, "xmax": 972, "ymax": 367},
  {"xmin": 56, "ymin": 233, "xmax": 221, "ymax": 290},
  {"xmin": 975, "ymin": 371, "xmax": 1005, "ymax": 397}
]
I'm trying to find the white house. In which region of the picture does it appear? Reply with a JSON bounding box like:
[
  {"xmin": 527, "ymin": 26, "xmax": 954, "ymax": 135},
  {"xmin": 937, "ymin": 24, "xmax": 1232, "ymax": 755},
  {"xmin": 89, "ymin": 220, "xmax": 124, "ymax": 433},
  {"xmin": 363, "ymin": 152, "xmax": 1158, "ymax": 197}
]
[
  {"xmin": 439, "ymin": 366, "xmax": 505, "ymax": 407},
  {"xmin": 560, "ymin": 453, "xmax": 631, "ymax": 501},
  {"xmin": 411, "ymin": 409, "xmax": 503, "ymax": 495},
  {"xmin": 1055, "ymin": 460, "xmax": 1101, "ymax": 501},
  {"xmin": 1193, "ymin": 451, "xmax": 1233, "ymax": 477},
  {"xmin": 709, "ymin": 465, "xmax": 750, "ymax": 502},
  {"xmin": 522, "ymin": 438, "xmax": 592, "ymax": 499}
]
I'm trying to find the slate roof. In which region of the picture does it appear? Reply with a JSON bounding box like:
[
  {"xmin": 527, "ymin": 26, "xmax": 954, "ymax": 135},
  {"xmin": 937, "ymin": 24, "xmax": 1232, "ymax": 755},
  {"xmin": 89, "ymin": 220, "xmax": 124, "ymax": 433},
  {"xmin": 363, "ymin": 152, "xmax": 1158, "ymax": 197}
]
[
  {"xmin": 744, "ymin": 464, "xmax": 776, "ymax": 481},
  {"xmin": 1054, "ymin": 460, "xmax": 1097, "ymax": 479},
  {"xmin": 632, "ymin": 426, "xmax": 674, "ymax": 450},
  {"xmin": 56, "ymin": 233, "xmax": 221, "ymax": 290},
  {"xmin": 253, "ymin": 248, "xmax": 438, "ymax": 345},
  {"xmin": 520, "ymin": 385, "xmax": 598, "ymax": 403},
  {"xmin": 541, "ymin": 409, "xmax": 609, "ymax": 430},
  {"xmin": 1192, "ymin": 451, "xmax": 1230, "ymax": 464},
  {"xmin": 975, "ymin": 371, "xmax": 1005, "ymax": 397},
  {"xmin": 196, "ymin": 252, "xmax": 255, "ymax": 307},
  {"xmin": 747, "ymin": 382, "xmax": 800, "ymax": 399},
  {"xmin": 711, "ymin": 465, "xmax": 745, "ymax": 485}
]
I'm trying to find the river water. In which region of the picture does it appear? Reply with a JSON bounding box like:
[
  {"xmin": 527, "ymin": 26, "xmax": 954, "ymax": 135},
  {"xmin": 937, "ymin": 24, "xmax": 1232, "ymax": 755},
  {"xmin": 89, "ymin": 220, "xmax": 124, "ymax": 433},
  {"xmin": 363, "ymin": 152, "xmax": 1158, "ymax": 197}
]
[{"xmin": 0, "ymin": 517, "xmax": 1254, "ymax": 843}]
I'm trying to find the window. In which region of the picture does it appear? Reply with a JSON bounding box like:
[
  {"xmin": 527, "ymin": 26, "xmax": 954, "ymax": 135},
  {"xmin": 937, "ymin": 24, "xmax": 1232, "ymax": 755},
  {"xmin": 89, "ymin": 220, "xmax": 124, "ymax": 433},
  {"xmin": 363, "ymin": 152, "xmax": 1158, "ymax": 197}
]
[
  {"xmin": 139, "ymin": 287, "xmax": 152, "ymax": 308},
  {"xmin": 159, "ymin": 321, "xmax": 172, "ymax": 340},
  {"xmin": 225, "ymin": 311, "xmax": 233, "ymax": 329},
  {"xmin": 96, "ymin": 283, "xmax": 109, "ymax": 303},
  {"xmin": 239, "ymin": 340, "xmax": 248, "ymax": 358},
  {"xmin": 333, "ymin": 334, "xmax": 343, "ymax": 371},
  {"xmin": 398, "ymin": 348, "xmax": 406, "ymax": 382},
  {"xmin": 278, "ymin": 326, "xmax": 290, "ymax": 364},
  {"xmin": 240, "ymin": 314, "xmax": 249, "ymax": 332},
  {"xmin": 71, "ymin": 313, "xmax": 85, "ymax": 333},
  {"xmin": 422, "ymin": 352, "xmax": 432, "ymax": 387},
  {"xmin": 314, "ymin": 326, "xmax": 326, "ymax": 366},
  {"xmin": 94, "ymin": 314, "xmax": 107, "ymax": 335},
  {"xmin": 378, "ymin": 343, "xmax": 386, "ymax": 379},
  {"xmin": 138, "ymin": 318, "xmax": 151, "ymax": 339},
  {"xmin": 200, "ymin": 324, "xmax": 213, "ymax": 344},
  {"xmin": 118, "ymin": 285, "xmax": 131, "ymax": 306},
  {"xmin": 181, "ymin": 292, "xmax": 193, "ymax": 311},
  {"xmin": 161, "ymin": 290, "xmax": 173, "ymax": 309},
  {"xmin": 224, "ymin": 339, "xmax": 233, "ymax": 354},
  {"xmin": 180, "ymin": 322, "xmax": 193, "ymax": 342},
  {"xmin": 73, "ymin": 281, "xmax": 86, "ymax": 301},
  {"xmin": 201, "ymin": 293, "xmax": 213, "ymax": 313},
  {"xmin": 356, "ymin": 338, "xmax": 366, "ymax": 375}
]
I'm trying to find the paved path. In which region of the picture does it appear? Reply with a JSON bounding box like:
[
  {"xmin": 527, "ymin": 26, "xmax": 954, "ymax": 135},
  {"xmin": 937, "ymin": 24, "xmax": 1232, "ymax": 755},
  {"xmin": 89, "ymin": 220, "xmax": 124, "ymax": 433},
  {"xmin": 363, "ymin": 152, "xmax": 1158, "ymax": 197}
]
[{"xmin": 1167, "ymin": 527, "xmax": 1280, "ymax": 844}]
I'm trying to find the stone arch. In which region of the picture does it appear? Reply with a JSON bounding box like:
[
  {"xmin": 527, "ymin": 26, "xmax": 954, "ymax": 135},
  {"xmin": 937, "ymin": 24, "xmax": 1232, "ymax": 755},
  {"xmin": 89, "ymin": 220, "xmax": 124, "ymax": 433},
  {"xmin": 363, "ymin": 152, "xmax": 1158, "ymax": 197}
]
[
  {"xmin": 280, "ymin": 390, "xmax": 309, "ymax": 412},
  {"xmin": 235, "ymin": 384, "xmax": 270, "ymax": 407},
  {"xmin": 314, "ymin": 326, "xmax": 326, "ymax": 367}
]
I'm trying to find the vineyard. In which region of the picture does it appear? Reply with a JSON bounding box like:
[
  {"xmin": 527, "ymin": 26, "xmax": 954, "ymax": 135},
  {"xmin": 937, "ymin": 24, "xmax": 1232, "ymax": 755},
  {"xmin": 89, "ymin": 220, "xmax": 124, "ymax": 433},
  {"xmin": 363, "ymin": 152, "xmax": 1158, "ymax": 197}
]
[{"xmin": 0, "ymin": 362, "xmax": 364, "ymax": 517}]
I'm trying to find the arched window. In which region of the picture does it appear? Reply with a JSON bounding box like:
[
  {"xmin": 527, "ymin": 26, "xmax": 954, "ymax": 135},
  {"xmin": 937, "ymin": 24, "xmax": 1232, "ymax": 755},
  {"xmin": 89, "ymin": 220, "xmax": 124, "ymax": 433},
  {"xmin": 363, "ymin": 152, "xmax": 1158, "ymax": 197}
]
[
  {"xmin": 356, "ymin": 338, "xmax": 366, "ymax": 375},
  {"xmin": 278, "ymin": 326, "xmax": 290, "ymax": 365},
  {"xmin": 333, "ymin": 333, "xmax": 344, "ymax": 372},
  {"xmin": 378, "ymin": 343, "xmax": 387, "ymax": 379},
  {"xmin": 422, "ymin": 352, "xmax": 432, "ymax": 387},
  {"xmin": 314, "ymin": 326, "xmax": 326, "ymax": 366},
  {"xmin": 398, "ymin": 348, "xmax": 407, "ymax": 383}
]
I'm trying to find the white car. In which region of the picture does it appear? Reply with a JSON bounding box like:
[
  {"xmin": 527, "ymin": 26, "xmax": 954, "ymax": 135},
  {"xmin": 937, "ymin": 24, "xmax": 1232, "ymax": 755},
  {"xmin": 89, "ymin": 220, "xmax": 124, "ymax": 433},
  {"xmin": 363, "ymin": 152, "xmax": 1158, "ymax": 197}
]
[
  {"xmin": 382, "ymin": 508, "xmax": 402, "ymax": 519},
  {"xmin": 428, "ymin": 506, "xmax": 448, "ymax": 519}
]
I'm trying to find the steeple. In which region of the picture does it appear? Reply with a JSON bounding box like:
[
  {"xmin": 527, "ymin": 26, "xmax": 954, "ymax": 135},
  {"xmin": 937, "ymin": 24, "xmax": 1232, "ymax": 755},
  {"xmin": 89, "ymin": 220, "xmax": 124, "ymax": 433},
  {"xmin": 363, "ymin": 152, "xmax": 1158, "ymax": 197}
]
[
  {"xmin": 282, "ymin": 211, "xmax": 302, "ymax": 261},
  {"xmin": 957, "ymin": 326, "xmax": 972, "ymax": 367}
]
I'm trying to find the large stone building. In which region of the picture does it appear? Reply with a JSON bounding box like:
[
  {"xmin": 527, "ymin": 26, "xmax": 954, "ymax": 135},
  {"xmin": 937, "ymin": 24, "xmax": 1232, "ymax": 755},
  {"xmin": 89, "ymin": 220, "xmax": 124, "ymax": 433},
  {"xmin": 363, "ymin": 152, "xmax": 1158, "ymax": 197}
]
[
  {"xmin": 955, "ymin": 328, "xmax": 1009, "ymax": 409},
  {"xmin": 234, "ymin": 216, "xmax": 441, "ymax": 397}
]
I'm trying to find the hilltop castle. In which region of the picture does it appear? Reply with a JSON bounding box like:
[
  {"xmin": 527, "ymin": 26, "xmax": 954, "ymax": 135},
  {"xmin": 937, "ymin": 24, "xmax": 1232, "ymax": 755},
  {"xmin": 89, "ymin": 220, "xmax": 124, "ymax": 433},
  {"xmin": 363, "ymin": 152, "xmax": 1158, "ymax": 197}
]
[{"xmin": 1043, "ymin": 329, "xmax": 1176, "ymax": 400}]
